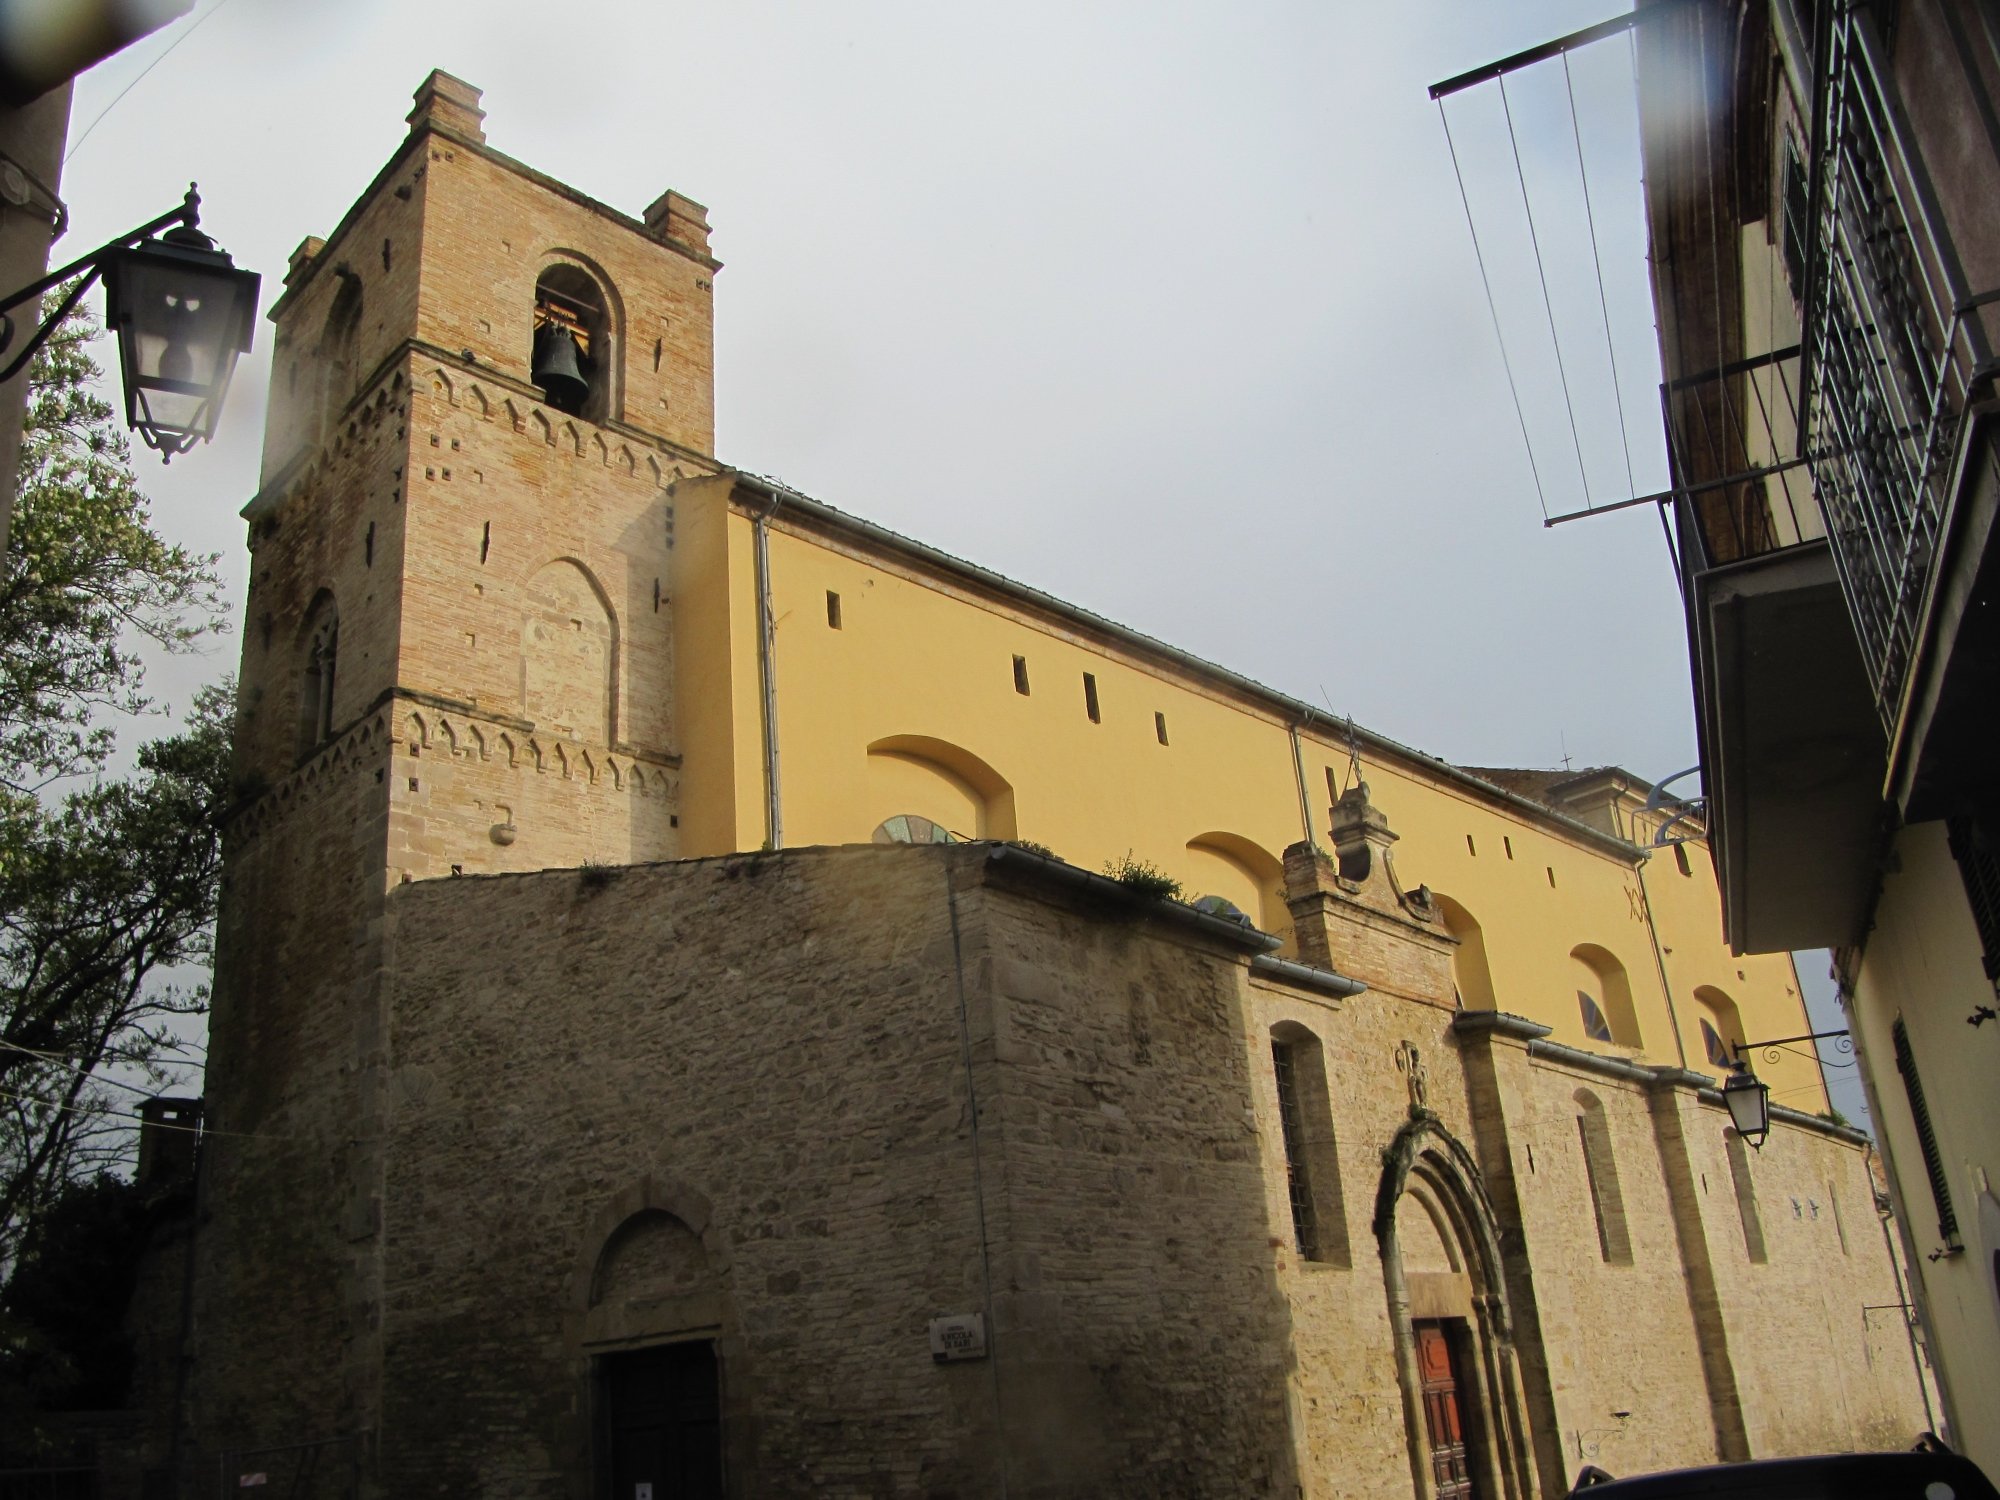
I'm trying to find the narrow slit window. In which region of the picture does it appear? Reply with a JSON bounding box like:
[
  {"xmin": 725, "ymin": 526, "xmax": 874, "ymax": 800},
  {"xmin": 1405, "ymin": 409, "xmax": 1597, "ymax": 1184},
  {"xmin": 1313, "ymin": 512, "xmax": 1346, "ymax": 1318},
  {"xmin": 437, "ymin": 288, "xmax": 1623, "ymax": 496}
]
[
  {"xmin": 1503, "ymin": 835, "xmax": 1514, "ymax": 860},
  {"xmin": 1269, "ymin": 1030, "xmax": 1349, "ymax": 1267},
  {"xmin": 1547, "ymin": 865, "xmax": 1557, "ymax": 888},
  {"xmin": 825, "ymin": 590, "xmax": 842, "ymax": 629},
  {"xmin": 1674, "ymin": 842, "xmax": 1693, "ymax": 876},
  {"xmin": 1466, "ymin": 834, "xmax": 1477, "ymax": 857},
  {"xmin": 1013, "ymin": 655, "xmax": 1030, "ymax": 695},
  {"xmin": 1575, "ymin": 1093, "xmax": 1633, "ymax": 1265},
  {"xmin": 1726, "ymin": 1129, "xmax": 1768, "ymax": 1263},
  {"xmin": 1155, "ymin": 711, "xmax": 1169, "ymax": 745},
  {"xmin": 1272, "ymin": 1039, "xmax": 1319, "ymax": 1261},
  {"xmin": 1083, "ymin": 672, "xmax": 1100, "ymax": 723}
]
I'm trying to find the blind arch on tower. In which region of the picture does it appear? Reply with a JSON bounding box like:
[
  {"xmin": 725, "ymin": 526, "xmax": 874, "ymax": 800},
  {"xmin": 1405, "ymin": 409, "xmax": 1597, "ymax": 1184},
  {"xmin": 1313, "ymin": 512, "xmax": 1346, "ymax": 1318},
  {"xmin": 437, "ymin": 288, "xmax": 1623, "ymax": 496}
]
[{"xmin": 521, "ymin": 557, "xmax": 619, "ymax": 745}]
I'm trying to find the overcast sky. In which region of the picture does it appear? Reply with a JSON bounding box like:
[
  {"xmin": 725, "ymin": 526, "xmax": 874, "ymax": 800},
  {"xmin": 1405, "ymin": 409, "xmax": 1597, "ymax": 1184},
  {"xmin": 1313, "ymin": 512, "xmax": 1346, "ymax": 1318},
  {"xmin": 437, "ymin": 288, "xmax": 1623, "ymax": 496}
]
[{"xmin": 56, "ymin": 0, "xmax": 1863, "ymax": 1121}]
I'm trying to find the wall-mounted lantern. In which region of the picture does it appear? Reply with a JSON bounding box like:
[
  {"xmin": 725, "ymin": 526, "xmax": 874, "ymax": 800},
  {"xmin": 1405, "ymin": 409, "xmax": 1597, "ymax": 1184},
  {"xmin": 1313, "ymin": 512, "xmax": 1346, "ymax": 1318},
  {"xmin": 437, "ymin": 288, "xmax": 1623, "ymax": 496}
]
[
  {"xmin": 0, "ymin": 183, "xmax": 259, "ymax": 460},
  {"xmin": 1724, "ymin": 1029, "xmax": 1851, "ymax": 1150}
]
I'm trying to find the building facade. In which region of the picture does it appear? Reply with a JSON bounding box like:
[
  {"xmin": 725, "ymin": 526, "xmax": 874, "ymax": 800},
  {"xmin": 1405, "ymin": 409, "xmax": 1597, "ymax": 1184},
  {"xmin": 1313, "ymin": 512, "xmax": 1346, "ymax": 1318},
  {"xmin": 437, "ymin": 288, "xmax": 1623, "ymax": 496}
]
[
  {"xmin": 1610, "ymin": 0, "xmax": 2000, "ymax": 1469},
  {"xmin": 139, "ymin": 71, "xmax": 1937, "ymax": 1498}
]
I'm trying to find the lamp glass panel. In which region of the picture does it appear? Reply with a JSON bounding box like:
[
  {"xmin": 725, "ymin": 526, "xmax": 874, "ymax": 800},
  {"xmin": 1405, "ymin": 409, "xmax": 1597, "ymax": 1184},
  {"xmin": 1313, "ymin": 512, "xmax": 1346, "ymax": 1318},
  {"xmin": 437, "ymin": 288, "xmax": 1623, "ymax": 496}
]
[
  {"xmin": 1723, "ymin": 1074, "xmax": 1769, "ymax": 1139},
  {"xmin": 111, "ymin": 252, "xmax": 256, "ymax": 445}
]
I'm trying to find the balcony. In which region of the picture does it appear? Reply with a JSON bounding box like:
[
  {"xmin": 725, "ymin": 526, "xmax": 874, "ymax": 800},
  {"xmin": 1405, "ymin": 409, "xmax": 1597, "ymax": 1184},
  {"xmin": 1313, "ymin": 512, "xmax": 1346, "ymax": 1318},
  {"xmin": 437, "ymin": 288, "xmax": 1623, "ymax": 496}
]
[{"xmin": 1803, "ymin": 5, "xmax": 2000, "ymax": 758}]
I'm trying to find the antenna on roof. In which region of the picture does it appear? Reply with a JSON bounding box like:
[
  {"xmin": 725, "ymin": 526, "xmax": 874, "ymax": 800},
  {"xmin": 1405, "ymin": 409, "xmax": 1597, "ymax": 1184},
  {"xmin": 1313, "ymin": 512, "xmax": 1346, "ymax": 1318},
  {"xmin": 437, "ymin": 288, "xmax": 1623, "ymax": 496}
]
[{"xmin": 1343, "ymin": 715, "xmax": 1363, "ymax": 795}]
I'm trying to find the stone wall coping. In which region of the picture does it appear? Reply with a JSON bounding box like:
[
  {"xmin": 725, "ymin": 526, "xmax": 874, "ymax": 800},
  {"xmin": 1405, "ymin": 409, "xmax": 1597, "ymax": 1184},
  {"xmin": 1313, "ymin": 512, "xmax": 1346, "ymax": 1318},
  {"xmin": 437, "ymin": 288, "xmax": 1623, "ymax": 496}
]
[
  {"xmin": 729, "ymin": 470, "xmax": 1647, "ymax": 867},
  {"xmin": 1701, "ymin": 1089, "xmax": 1874, "ymax": 1147},
  {"xmin": 1450, "ymin": 1010, "xmax": 1553, "ymax": 1042},
  {"xmin": 1474, "ymin": 1026, "xmax": 1875, "ymax": 1147},
  {"xmin": 1526, "ymin": 1036, "xmax": 1670, "ymax": 1087},
  {"xmin": 981, "ymin": 843, "xmax": 1287, "ymax": 956},
  {"xmin": 1249, "ymin": 952, "xmax": 1369, "ymax": 999}
]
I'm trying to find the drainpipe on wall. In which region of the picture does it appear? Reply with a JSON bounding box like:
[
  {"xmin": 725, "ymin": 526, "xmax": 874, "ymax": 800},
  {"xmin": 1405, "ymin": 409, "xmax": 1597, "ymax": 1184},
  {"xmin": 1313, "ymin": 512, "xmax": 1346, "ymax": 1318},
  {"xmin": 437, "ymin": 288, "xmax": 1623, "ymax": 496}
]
[
  {"xmin": 1288, "ymin": 719, "xmax": 1319, "ymax": 852},
  {"xmin": 1634, "ymin": 855, "xmax": 1691, "ymax": 1070},
  {"xmin": 751, "ymin": 493, "xmax": 782, "ymax": 849}
]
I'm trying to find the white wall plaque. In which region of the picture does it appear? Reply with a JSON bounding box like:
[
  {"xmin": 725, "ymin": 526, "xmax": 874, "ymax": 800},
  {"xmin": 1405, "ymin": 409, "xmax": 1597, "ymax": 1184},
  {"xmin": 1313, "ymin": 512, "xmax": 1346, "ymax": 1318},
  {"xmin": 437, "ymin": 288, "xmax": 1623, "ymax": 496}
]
[{"xmin": 928, "ymin": 1312, "xmax": 987, "ymax": 1362}]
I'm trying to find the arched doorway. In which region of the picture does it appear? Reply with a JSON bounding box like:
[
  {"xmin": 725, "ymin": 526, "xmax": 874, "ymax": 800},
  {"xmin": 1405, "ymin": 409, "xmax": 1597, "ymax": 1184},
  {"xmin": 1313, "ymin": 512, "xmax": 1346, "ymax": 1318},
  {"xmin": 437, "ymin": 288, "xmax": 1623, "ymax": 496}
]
[{"xmin": 1374, "ymin": 1114, "xmax": 1536, "ymax": 1500}]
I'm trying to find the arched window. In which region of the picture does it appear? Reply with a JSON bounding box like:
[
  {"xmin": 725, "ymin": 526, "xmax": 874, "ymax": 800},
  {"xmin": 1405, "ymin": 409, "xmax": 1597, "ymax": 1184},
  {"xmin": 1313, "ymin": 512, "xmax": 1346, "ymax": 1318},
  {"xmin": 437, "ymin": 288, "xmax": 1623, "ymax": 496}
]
[
  {"xmin": 1433, "ymin": 894, "xmax": 1497, "ymax": 1011},
  {"xmin": 1269, "ymin": 1022, "xmax": 1350, "ymax": 1268},
  {"xmin": 872, "ymin": 814, "xmax": 955, "ymax": 845},
  {"xmin": 532, "ymin": 263, "xmax": 615, "ymax": 422},
  {"xmin": 865, "ymin": 736, "xmax": 1016, "ymax": 841},
  {"xmin": 1574, "ymin": 1089, "xmax": 1632, "ymax": 1265},
  {"xmin": 1578, "ymin": 991, "xmax": 1614, "ymax": 1042},
  {"xmin": 1571, "ymin": 944, "xmax": 1641, "ymax": 1048},
  {"xmin": 296, "ymin": 596, "xmax": 339, "ymax": 757},
  {"xmin": 1693, "ymin": 986, "xmax": 1745, "ymax": 1072}
]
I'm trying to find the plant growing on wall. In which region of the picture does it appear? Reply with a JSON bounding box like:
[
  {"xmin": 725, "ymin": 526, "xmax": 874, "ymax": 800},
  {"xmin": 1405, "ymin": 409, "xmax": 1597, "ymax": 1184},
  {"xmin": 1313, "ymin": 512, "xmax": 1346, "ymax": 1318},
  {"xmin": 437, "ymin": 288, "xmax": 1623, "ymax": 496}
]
[{"xmin": 1104, "ymin": 851, "xmax": 1182, "ymax": 902}]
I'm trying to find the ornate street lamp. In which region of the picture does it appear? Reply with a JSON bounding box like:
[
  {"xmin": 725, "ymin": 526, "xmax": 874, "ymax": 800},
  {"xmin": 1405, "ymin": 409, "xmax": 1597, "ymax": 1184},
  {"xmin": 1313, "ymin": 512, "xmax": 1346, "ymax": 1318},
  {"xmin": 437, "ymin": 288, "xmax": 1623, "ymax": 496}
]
[
  {"xmin": 1724, "ymin": 1029, "xmax": 1852, "ymax": 1150},
  {"xmin": 1721, "ymin": 1061, "xmax": 1772, "ymax": 1149},
  {"xmin": 0, "ymin": 184, "xmax": 260, "ymax": 460}
]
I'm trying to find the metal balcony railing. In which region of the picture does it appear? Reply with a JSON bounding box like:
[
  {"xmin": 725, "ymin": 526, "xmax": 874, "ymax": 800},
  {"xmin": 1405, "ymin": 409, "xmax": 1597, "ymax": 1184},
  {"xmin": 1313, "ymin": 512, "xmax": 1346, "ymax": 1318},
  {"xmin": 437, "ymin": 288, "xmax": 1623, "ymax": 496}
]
[{"xmin": 1803, "ymin": 5, "xmax": 1999, "ymax": 731}]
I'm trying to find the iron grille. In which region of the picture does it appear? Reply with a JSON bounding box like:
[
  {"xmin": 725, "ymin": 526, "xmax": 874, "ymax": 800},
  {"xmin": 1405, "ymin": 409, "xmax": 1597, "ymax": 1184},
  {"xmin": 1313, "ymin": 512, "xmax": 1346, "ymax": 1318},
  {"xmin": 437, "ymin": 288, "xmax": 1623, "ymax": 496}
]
[
  {"xmin": 1890, "ymin": 1018, "xmax": 1960, "ymax": 1247},
  {"xmin": 1271, "ymin": 1040, "xmax": 1320, "ymax": 1261},
  {"xmin": 1802, "ymin": 8, "xmax": 1996, "ymax": 731}
]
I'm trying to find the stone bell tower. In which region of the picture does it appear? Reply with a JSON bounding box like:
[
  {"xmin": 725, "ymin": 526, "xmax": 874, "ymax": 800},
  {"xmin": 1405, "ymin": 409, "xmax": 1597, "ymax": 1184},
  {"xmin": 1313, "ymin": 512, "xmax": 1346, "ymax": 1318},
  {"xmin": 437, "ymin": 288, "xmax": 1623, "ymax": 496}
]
[
  {"xmin": 231, "ymin": 69, "xmax": 720, "ymax": 887},
  {"xmin": 185, "ymin": 72, "xmax": 723, "ymax": 1473}
]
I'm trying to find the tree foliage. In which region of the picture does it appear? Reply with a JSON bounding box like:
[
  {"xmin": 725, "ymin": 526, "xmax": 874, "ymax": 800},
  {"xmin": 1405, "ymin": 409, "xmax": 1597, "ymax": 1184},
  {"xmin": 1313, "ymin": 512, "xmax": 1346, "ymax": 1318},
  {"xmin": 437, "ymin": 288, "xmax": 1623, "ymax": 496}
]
[
  {"xmin": 0, "ymin": 688, "xmax": 230, "ymax": 1268},
  {"xmin": 0, "ymin": 301, "xmax": 230, "ymax": 1274},
  {"xmin": 0, "ymin": 1172, "xmax": 165, "ymax": 1458},
  {"xmin": 0, "ymin": 304, "xmax": 222, "ymax": 792}
]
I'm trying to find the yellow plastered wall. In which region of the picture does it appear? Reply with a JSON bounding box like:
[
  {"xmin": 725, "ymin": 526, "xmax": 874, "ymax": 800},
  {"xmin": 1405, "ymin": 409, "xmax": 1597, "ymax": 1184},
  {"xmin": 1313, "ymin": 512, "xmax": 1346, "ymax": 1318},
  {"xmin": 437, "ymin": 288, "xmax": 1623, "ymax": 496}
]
[
  {"xmin": 1852, "ymin": 821, "xmax": 2000, "ymax": 1473},
  {"xmin": 663, "ymin": 486, "xmax": 1825, "ymax": 1106}
]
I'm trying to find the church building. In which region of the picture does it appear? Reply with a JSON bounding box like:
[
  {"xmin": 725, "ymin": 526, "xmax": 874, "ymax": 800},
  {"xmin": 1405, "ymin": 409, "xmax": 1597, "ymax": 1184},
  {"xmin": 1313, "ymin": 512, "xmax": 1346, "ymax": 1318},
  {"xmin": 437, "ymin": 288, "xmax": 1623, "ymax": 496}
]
[{"xmin": 137, "ymin": 71, "xmax": 1936, "ymax": 1499}]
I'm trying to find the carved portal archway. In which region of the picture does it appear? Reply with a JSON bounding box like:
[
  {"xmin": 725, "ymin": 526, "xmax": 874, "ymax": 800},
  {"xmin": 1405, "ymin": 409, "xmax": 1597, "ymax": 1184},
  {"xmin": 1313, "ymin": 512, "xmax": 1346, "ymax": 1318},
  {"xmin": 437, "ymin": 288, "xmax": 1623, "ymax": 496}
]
[{"xmin": 1374, "ymin": 1111, "xmax": 1538, "ymax": 1500}]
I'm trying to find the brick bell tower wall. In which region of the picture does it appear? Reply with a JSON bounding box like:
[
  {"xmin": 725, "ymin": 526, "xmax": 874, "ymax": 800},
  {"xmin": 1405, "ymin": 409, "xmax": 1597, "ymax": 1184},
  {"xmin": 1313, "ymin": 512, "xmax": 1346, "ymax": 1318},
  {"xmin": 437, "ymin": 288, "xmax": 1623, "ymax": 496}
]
[{"xmin": 193, "ymin": 70, "xmax": 723, "ymax": 1471}]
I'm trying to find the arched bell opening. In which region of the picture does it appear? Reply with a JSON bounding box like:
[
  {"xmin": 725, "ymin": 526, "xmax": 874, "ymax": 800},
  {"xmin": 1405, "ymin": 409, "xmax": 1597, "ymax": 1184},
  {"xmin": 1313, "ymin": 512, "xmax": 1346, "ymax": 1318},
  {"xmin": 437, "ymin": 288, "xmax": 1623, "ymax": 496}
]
[
  {"xmin": 533, "ymin": 262, "xmax": 618, "ymax": 423},
  {"xmin": 1374, "ymin": 1114, "xmax": 1542, "ymax": 1500}
]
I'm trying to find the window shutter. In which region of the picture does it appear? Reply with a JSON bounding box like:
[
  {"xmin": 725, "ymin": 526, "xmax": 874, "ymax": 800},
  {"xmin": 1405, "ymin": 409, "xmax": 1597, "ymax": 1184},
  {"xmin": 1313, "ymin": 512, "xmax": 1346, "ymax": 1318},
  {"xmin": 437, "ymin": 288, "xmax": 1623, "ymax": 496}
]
[
  {"xmin": 1891, "ymin": 1019, "xmax": 1959, "ymax": 1246},
  {"xmin": 1945, "ymin": 815, "xmax": 2000, "ymax": 981}
]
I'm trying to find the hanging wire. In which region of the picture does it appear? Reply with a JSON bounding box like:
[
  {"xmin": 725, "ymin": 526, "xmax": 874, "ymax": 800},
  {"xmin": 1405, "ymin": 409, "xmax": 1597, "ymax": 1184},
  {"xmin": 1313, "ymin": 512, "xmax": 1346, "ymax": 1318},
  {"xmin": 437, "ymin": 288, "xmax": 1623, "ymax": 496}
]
[
  {"xmin": 1499, "ymin": 71, "xmax": 1594, "ymax": 509},
  {"xmin": 1563, "ymin": 50, "xmax": 1639, "ymax": 502},
  {"xmin": 63, "ymin": 0, "xmax": 242, "ymax": 166},
  {"xmin": 0, "ymin": 1084, "xmax": 321, "ymax": 1144},
  {"xmin": 0, "ymin": 1039, "xmax": 201, "ymax": 1099},
  {"xmin": 1439, "ymin": 96, "xmax": 1551, "ymax": 521}
]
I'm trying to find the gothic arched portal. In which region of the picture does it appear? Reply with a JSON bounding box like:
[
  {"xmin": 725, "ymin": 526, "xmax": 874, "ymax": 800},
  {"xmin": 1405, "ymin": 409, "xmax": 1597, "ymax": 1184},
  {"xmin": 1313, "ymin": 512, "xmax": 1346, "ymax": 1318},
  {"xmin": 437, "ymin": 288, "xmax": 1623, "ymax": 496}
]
[{"xmin": 1374, "ymin": 1112, "xmax": 1537, "ymax": 1500}]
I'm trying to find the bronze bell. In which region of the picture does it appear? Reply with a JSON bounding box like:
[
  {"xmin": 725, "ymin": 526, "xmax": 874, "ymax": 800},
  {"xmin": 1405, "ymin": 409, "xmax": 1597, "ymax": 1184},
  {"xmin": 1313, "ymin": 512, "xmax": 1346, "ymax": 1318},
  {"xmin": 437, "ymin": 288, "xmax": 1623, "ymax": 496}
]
[{"xmin": 531, "ymin": 322, "xmax": 590, "ymax": 412}]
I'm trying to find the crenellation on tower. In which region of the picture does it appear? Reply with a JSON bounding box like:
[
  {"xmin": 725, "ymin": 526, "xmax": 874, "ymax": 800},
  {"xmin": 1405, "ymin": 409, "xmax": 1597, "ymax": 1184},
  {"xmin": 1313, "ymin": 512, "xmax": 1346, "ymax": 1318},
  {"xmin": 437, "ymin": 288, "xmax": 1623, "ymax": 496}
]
[{"xmin": 405, "ymin": 68, "xmax": 485, "ymax": 144}]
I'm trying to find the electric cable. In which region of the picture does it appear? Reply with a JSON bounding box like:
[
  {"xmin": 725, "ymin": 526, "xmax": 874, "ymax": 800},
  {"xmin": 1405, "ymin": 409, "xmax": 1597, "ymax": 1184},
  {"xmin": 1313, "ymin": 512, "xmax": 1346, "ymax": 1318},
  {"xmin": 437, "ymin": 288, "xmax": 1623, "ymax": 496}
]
[
  {"xmin": 1500, "ymin": 70, "xmax": 1594, "ymax": 509},
  {"xmin": 1564, "ymin": 50, "xmax": 1639, "ymax": 502},
  {"xmin": 63, "ymin": 0, "xmax": 242, "ymax": 166},
  {"xmin": 1439, "ymin": 96, "xmax": 1551, "ymax": 521}
]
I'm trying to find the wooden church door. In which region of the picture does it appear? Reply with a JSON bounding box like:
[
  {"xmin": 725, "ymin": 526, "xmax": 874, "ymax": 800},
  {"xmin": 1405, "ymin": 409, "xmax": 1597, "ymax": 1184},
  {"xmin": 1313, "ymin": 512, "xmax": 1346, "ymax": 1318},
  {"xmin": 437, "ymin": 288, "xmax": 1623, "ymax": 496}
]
[
  {"xmin": 1415, "ymin": 1321, "xmax": 1478, "ymax": 1500},
  {"xmin": 600, "ymin": 1341, "xmax": 723, "ymax": 1500}
]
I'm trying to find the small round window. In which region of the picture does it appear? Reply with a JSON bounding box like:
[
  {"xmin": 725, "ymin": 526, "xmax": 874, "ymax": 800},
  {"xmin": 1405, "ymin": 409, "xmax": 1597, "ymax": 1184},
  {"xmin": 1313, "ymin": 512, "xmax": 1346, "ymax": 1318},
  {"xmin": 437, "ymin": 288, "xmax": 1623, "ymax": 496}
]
[{"xmin": 873, "ymin": 814, "xmax": 955, "ymax": 845}]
